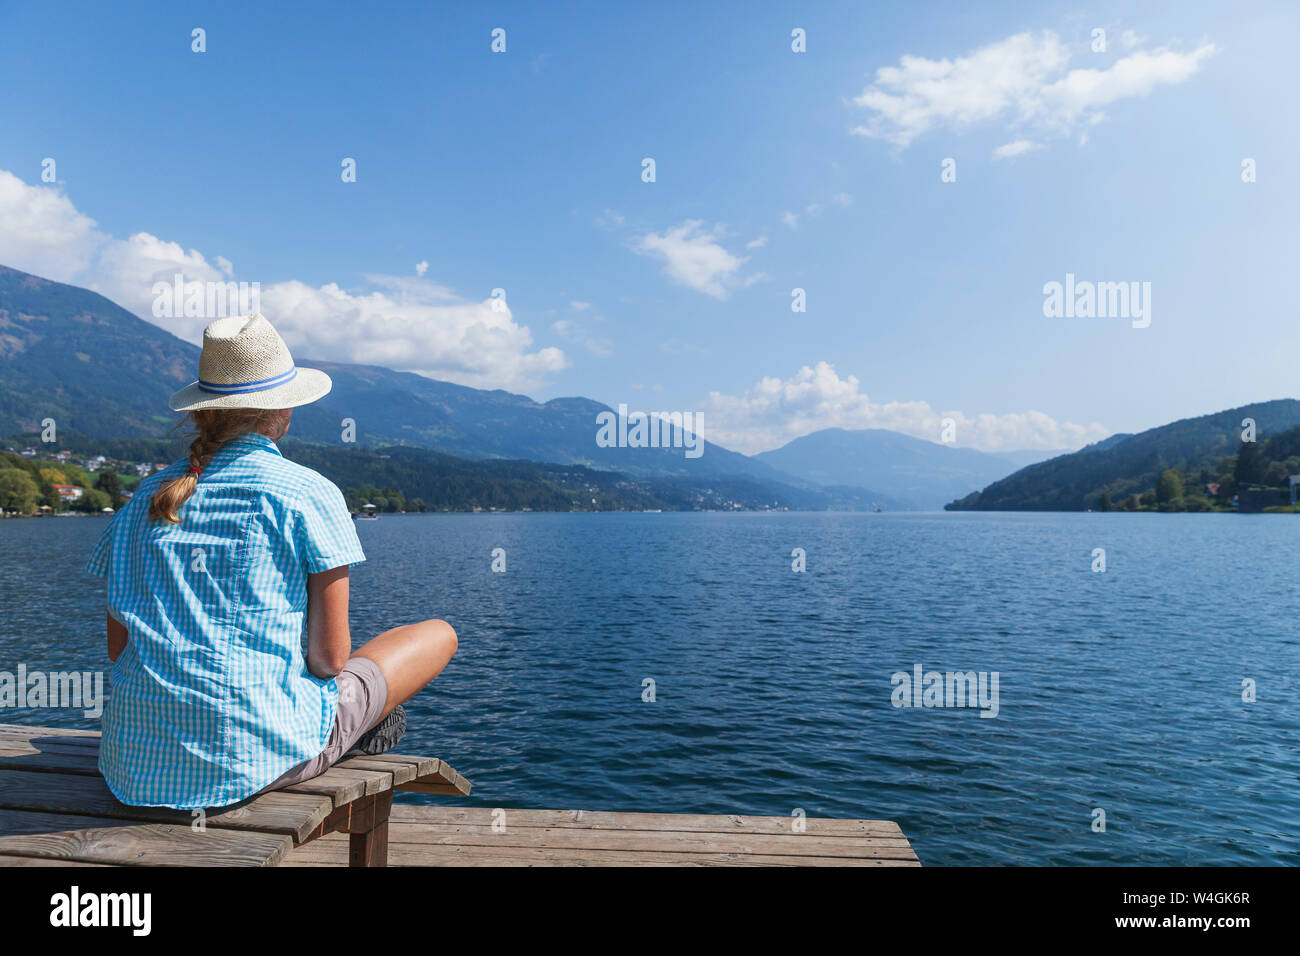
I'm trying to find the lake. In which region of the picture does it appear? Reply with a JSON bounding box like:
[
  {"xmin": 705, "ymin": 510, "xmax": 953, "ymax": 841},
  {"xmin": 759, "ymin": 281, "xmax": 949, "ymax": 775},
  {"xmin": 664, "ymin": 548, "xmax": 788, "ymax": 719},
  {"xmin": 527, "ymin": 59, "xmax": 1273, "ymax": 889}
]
[{"xmin": 1, "ymin": 510, "xmax": 1296, "ymax": 865}]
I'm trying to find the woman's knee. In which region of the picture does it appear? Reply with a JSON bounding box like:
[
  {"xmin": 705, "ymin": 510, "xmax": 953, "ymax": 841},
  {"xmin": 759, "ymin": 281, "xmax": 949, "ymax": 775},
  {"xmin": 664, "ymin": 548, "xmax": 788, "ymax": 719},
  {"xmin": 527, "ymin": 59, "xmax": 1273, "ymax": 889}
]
[{"xmin": 423, "ymin": 619, "xmax": 457, "ymax": 659}]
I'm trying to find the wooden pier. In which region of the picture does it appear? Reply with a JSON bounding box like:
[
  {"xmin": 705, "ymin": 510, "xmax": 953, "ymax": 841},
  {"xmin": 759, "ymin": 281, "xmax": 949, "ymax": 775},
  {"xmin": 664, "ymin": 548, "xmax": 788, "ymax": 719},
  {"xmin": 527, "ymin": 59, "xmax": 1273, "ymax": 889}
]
[
  {"xmin": 283, "ymin": 806, "xmax": 920, "ymax": 866},
  {"xmin": 0, "ymin": 723, "xmax": 918, "ymax": 867}
]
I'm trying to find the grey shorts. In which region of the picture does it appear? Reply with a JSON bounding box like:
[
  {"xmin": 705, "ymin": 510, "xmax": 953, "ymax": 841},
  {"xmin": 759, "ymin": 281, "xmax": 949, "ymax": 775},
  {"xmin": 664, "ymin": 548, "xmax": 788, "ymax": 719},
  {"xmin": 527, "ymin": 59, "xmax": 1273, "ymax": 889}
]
[{"xmin": 257, "ymin": 655, "xmax": 389, "ymax": 794}]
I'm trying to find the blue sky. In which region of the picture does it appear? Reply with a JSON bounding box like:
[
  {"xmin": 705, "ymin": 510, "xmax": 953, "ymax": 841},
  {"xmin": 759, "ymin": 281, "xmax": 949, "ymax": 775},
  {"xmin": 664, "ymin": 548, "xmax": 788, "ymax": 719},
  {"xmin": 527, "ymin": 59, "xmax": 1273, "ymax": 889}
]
[{"xmin": 0, "ymin": 0, "xmax": 1295, "ymax": 453}]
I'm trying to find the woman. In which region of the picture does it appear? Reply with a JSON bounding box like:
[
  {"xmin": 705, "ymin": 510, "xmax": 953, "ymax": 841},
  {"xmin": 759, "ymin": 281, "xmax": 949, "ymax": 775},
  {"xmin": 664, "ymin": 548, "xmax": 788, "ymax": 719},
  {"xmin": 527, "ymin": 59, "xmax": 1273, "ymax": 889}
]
[{"xmin": 87, "ymin": 313, "xmax": 457, "ymax": 809}]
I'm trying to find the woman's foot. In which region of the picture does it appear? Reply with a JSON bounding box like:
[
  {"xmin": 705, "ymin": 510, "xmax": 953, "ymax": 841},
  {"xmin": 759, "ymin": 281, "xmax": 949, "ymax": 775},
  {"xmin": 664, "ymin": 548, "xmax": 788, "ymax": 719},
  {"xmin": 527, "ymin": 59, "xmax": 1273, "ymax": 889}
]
[{"xmin": 345, "ymin": 704, "xmax": 406, "ymax": 757}]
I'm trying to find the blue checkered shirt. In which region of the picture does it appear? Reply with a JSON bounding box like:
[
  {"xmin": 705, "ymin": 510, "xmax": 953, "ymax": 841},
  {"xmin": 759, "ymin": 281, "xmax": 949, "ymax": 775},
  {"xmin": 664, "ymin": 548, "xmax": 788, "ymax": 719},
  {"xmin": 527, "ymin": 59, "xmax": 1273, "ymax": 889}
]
[{"xmin": 87, "ymin": 432, "xmax": 365, "ymax": 808}]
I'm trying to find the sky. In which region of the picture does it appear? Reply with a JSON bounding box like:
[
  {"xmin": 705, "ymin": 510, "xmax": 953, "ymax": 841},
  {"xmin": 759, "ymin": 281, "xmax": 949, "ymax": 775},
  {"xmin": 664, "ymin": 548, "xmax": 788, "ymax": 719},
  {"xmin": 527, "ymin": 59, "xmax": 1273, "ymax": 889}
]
[{"xmin": 0, "ymin": 0, "xmax": 1296, "ymax": 454}]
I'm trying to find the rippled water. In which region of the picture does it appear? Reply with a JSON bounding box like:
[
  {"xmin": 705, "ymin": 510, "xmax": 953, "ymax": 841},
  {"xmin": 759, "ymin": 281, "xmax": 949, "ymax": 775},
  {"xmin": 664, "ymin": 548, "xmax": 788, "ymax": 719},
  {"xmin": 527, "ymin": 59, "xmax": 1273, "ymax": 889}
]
[{"xmin": 2, "ymin": 511, "xmax": 1297, "ymax": 865}]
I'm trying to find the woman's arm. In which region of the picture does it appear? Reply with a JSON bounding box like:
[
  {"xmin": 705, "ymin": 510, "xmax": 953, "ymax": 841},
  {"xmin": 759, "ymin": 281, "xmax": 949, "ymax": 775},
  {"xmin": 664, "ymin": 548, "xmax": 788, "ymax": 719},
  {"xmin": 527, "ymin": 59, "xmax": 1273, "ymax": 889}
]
[
  {"xmin": 306, "ymin": 565, "xmax": 353, "ymax": 679},
  {"xmin": 106, "ymin": 613, "xmax": 128, "ymax": 662}
]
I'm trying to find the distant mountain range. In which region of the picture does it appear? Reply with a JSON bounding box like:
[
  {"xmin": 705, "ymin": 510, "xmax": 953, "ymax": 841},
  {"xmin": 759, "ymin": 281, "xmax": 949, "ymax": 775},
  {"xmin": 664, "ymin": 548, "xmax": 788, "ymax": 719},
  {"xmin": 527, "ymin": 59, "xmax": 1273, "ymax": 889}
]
[
  {"xmin": 0, "ymin": 263, "xmax": 1076, "ymax": 510},
  {"xmin": 947, "ymin": 399, "xmax": 1300, "ymax": 511},
  {"xmin": 0, "ymin": 265, "xmax": 776, "ymax": 482},
  {"xmin": 754, "ymin": 428, "xmax": 1066, "ymax": 510}
]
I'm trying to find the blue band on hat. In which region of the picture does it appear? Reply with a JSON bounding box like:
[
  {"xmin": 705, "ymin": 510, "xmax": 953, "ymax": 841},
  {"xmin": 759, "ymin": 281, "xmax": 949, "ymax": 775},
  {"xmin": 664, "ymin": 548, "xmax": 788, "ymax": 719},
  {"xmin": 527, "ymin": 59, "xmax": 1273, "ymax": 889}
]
[{"xmin": 197, "ymin": 366, "xmax": 298, "ymax": 395}]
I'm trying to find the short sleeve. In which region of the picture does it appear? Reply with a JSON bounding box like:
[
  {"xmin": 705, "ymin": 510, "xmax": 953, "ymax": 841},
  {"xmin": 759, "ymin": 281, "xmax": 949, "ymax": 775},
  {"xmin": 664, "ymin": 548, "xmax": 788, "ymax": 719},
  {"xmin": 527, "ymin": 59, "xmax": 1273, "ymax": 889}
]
[
  {"xmin": 292, "ymin": 476, "xmax": 366, "ymax": 574},
  {"xmin": 86, "ymin": 515, "xmax": 116, "ymax": 577}
]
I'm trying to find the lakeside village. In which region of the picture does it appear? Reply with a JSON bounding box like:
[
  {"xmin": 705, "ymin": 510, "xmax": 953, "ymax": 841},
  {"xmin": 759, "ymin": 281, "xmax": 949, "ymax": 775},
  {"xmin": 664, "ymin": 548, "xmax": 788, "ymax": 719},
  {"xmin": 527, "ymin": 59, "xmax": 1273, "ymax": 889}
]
[
  {"xmin": 0, "ymin": 443, "xmax": 502, "ymax": 518},
  {"xmin": 0, "ymin": 444, "xmax": 152, "ymax": 516},
  {"xmin": 0, "ymin": 442, "xmax": 784, "ymax": 518}
]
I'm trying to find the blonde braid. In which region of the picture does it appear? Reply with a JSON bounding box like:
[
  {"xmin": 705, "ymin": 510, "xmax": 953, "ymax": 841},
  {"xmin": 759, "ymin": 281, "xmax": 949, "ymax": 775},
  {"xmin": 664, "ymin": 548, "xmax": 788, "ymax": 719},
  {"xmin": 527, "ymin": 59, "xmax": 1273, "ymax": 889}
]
[{"xmin": 148, "ymin": 407, "xmax": 282, "ymax": 523}]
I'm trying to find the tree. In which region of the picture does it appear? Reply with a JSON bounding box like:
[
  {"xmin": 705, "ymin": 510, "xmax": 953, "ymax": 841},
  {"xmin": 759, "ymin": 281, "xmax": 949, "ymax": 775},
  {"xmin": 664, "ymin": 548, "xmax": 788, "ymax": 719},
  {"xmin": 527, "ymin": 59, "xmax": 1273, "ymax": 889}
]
[
  {"xmin": 95, "ymin": 470, "xmax": 124, "ymax": 509},
  {"xmin": 1097, "ymin": 491, "xmax": 1112, "ymax": 512},
  {"xmin": 1263, "ymin": 461, "xmax": 1289, "ymax": 488},
  {"xmin": 0, "ymin": 468, "xmax": 41, "ymax": 514},
  {"xmin": 1235, "ymin": 440, "xmax": 1265, "ymax": 485},
  {"xmin": 77, "ymin": 488, "xmax": 112, "ymax": 512},
  {"xmin": 1156, "ymin": 468, "xmax": 1183, "ymax": 503}
]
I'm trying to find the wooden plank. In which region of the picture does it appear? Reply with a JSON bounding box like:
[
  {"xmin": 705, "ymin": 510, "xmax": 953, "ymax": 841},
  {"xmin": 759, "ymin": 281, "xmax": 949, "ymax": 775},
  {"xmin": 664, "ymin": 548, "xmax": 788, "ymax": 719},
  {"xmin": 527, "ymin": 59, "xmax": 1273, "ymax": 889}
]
[
  {"xmin": 0, "ymin": 730, "xmax": 101, "ymax": 750},
  {"xmin": 0, "ymin": 769, "xmax": 331, "ymax": 843},
  {"xmin": 0, "ymin": 739, "xmax": 103, "ymax": 776},
  {"xmin": 0, "ymin": 808, "xmax": 291, "ymax": 867},
  {"xmin": 357, "ymin": 753, "xmax": 440, "ymax": 778},
  {"xmin": 390, "ymin": 805, "xmax": 905, "ymax": 837},
  {"xmin": 0, "ymin": 726, "xmax": 470, "ymax": 799},
  {"xmin": 396, "ymin": 759, "xmax": 471, "ymax": 796},
  {"xmin": 0, "ymin": 733, "xmax": 393, "ymax": 801},
  {"xmin": 281, "ymin": 769, "xmax": 370, "ymax": 808},
  {"xmin": 0, "ymin": 738, "xmax": 100, "ymax": 759},
  {"xmin": 284, "ymin": 832, "xmax": 920, "ymax": 867},
  {"xmin": 0, "ymin": 855, "xmax": 110, "ymax": 867},
  {"xmin": 333, "ymin": 756, "xmax": 417, "ymax": 786},
  {"xmin": 282, "ymin": 805, "xmax": 921, "ymax": 866},
  {"xmin": 374, "ymin": 822, "xmax": 916, "ymax": 860},
  {"xmin": 0, "ymin": 723, "xmax": 101, "ymax": 740},
  {"xmin": 318, "ymin": 767, "xmax": 394, "ymax": 796}
]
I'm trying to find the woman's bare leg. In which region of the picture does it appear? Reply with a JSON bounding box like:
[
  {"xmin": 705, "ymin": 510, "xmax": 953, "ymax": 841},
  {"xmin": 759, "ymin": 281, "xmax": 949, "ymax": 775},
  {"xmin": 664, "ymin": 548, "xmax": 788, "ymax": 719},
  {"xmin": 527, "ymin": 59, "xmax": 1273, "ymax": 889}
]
[{"xmin": 352, "ymin": 619, "xmax": 457, "ymax": 717}]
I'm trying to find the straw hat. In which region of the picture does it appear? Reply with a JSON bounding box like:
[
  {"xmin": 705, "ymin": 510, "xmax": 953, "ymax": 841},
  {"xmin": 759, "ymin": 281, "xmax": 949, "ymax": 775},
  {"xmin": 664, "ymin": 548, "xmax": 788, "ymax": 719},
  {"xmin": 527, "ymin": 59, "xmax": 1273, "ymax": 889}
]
[{"xmin": 168, "ymin": 314, "xmax": 332, "ymax": 411}]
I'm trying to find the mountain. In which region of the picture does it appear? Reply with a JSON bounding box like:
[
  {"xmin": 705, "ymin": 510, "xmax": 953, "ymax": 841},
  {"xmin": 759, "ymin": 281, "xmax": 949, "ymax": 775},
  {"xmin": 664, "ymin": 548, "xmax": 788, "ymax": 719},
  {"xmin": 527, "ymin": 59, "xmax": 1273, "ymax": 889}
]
[
  {"xmin": 753, "ymin": 427, "xmax": 1031, "ymax": 510},
  {"xmin": 947, "ymin": 399, "xmax": 1300, "ymax": 511},
  {"xmin": 0, "ymin": 264, "xmax": 902, "ymax": 502},
  {"xmin": 0, "ymin": 265, "xmax": 197, "ymax": 437},
  {"xmin": 290, "ymin": 359, "xmax": 796, "ymax": 483},
  {"xmin": 0, "ymin": 265, "xmax": 791, "ymax": 477},
  {"xmin": 989, "ymin": 448, "xmax": 1070, "ymax": 470},
  {"xmin": 279, "ymin": 443, "xmax": 912, "ymax": 513}
]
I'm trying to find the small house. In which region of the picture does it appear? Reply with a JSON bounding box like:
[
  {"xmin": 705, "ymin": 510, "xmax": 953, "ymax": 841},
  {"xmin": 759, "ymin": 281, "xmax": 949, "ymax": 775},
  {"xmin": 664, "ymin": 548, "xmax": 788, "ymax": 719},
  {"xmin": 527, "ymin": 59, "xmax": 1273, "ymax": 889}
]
[{"xmin": 52, "ymin": 484, "xmax": 83, "ymax": 503}]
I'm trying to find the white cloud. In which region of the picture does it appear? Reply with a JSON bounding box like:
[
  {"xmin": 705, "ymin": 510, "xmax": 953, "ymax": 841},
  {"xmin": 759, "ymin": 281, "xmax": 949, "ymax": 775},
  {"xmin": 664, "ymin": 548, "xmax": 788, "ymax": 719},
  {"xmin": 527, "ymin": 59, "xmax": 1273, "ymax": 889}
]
[
  {"xmin": 415, "ymin": 260, "xmax": 428, "ymax": 276},
  {"xmin": 569, "ymin": 300, "xmax": 591, "ymax": 311},
  {"xmin": 0, "ymin": 169, "xmax": 103, "ymax": 277},
  {"xmin": 700, "ymin": 361, "xmax": 1108, "ymax": 454},
  {"xmin": 261, "ymin": 277, "xmax": 567, "ymax": 390},
  {"xmin": 992, "ymin": 139, "xmax": 1042, "ymax": 160},
  {"xmin": 850, "ymin": 30, "xmax": 1216, "ymax": 149},
  {"xmin": 0, "ymin": 169, "xmax": 567, "ymax": 392},
  {"xmin": 551, "ymin": 317, "xmax": 612, "ymax": 358},
  {"xmin": 746, "ymin": 236, "xmax": 768, "ymax": 249},
  {"xmin": 632, "ymin": 220, "xmax": 756, "ymax": 300},
  {"xmin": 780, "ymin": 211, "xmax": 799, "ymax": 228}
]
